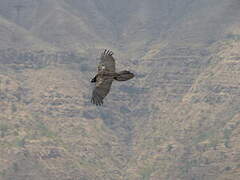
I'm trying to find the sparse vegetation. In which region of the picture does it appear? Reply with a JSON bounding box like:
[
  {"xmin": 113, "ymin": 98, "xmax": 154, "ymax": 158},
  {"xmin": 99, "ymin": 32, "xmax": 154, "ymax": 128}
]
[
  {"xmin": 0, "ymin": 0, "xmax": 240, "ymax": 179},
  {"xmin": 226, "ymin": 33, "xmax": 240, "ymax": 41},
  {"xmin": 140, "ymin": 166, "xmax": 154, "ymax": 180},
  {"xmin": 0, "ymin": 170, "xmax": 6, "ymax": 177},
  {"xmin": 0, "ymin": 123, "xmax": 10, "ymax": 138},
  {"xmin": 35, "ymin": 120, "xmax": 55, "ymax": 138},
  {"xmin": 223, "ymin": 128, "xmax": 232, "ymax": 148},
  {"xmin": 14, "ymin": 137, "xmax": 26, "ymax": 147}
]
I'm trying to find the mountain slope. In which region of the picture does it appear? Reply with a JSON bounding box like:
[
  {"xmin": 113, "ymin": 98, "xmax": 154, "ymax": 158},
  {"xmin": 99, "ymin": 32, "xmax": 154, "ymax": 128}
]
[
  {"xmin": 0, "ymin": 0, "xmax": 240, "ymax": 179},
  {"xmin": 0, "ymin": 15, "xmax": 56, "ymax": 50}
]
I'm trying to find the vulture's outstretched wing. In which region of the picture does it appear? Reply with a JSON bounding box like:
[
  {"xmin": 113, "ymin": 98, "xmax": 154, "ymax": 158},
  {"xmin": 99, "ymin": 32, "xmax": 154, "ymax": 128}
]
[
  {"xmin": 91, "ymin": 77, "xmax": 113, "ymax": 106},
  {"xmin": 98, "ymin": 49, "xmax": 115, "ymax": 73}
]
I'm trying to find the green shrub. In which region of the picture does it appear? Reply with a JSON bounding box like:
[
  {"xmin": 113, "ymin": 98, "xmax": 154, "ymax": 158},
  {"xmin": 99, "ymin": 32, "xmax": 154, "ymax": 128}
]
[
  {"xmin": 35, "ymin": 120, "xmax": 55, "ymax": 138},
  {"xmin": 0, "ymin": 123, "xmax": 10, "ymax": 137},
  {"xmin": 15, "ymin": 137, "xmax": 25, "ymax": 147}
]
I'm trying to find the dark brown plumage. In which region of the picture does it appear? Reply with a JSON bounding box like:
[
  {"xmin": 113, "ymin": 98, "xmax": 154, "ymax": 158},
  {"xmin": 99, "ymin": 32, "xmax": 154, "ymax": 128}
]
[{"xmin": 91, "ymin": 49, "xmax": 134, "ymax": 106}]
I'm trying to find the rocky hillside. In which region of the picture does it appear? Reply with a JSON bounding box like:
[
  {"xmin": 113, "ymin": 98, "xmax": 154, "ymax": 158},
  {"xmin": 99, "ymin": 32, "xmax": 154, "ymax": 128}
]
[{"xmin": 0, "ymin": 0, "xmax": 240, "ymax": 179}]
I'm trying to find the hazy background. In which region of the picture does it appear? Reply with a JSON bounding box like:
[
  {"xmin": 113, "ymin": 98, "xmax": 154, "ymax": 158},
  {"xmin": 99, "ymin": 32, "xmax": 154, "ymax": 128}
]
[{"xmin": 0, "ymin": 0, "xmax": 240, "ymax": 179}]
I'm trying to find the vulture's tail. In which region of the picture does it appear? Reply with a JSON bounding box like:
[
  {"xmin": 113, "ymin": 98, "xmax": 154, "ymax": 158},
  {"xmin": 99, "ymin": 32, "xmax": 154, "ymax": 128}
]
[{"xmin": 114, "ymin": 71, "xmax": 134, "ymax": 81}]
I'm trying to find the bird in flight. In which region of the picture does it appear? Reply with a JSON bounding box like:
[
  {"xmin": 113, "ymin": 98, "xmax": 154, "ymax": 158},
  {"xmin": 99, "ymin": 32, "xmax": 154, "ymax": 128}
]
[{"xmin": 91, "ymin": 49, "xmax": 134, "ymax": 106}]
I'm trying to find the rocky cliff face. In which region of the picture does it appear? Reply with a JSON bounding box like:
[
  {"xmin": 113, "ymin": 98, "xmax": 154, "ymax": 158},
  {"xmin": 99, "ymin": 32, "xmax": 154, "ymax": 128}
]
[{"xmin": 0, "ymin": 0, "xmax": 240, "ymax": 179}]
